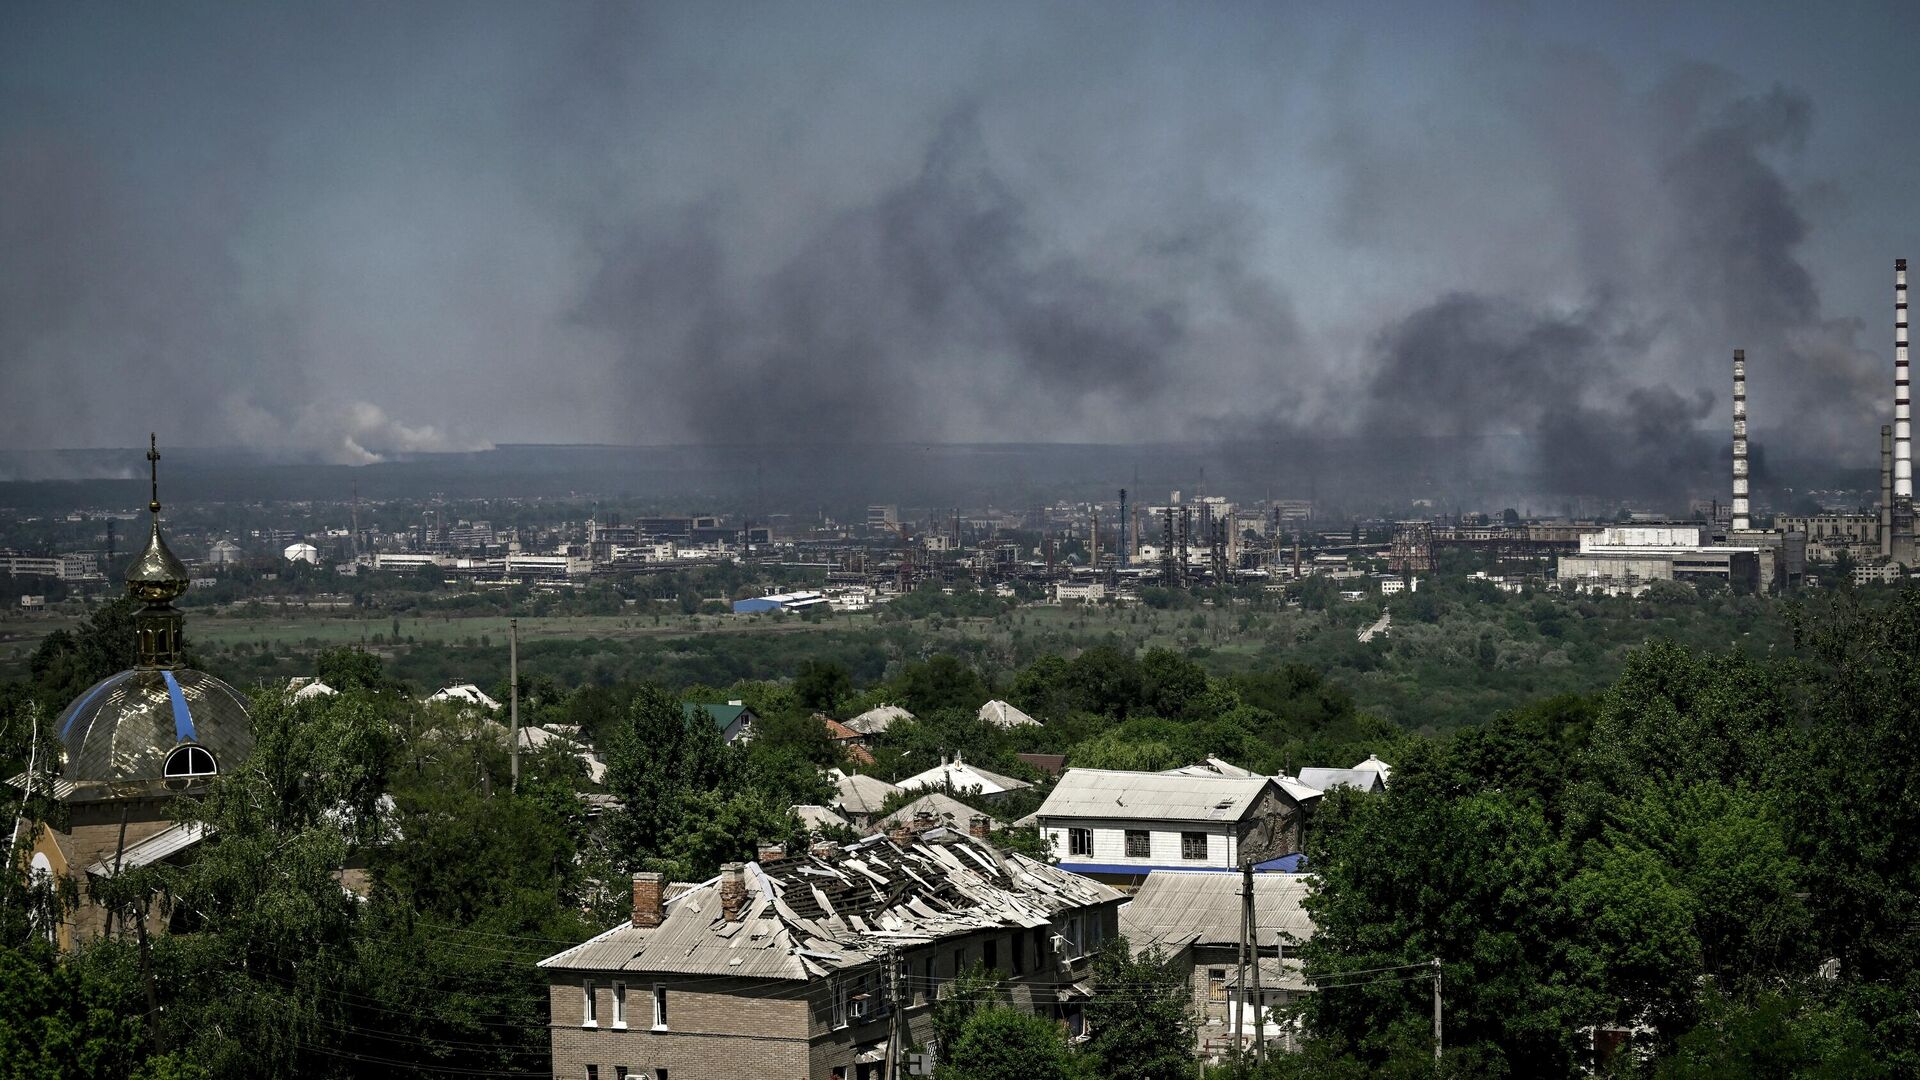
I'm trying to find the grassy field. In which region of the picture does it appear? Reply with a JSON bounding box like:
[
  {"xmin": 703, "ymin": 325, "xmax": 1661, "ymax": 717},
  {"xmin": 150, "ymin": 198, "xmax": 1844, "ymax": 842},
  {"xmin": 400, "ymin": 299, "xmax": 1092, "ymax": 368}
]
[{"xmin": 1, "ymin": 589, "xmax": 1800, "ymax": 732}]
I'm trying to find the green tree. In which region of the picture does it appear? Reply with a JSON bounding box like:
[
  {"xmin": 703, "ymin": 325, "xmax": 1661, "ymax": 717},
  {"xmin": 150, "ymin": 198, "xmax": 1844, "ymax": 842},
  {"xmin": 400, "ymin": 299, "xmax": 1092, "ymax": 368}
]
[
  {"xmin": 1083, "ymin": 939, "xmax": 1198, "ymax": 1080},
  {"xmin": 793, "ymin": 659, "xmax": 853, "ymax": 714},
  {"xmin": 942, "ymin": 1006, "xmax": 1075, "ymax": 1080}
]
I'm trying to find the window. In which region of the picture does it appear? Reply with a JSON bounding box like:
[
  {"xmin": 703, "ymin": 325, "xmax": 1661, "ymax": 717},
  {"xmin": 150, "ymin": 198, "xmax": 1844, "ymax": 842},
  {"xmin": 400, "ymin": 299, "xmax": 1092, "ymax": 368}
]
[
  {"xmin": 582, "ymin": 981, "xmax": 597, "ymax": 1027},
  {"xmin": 1207, "ymin": 968, "xmax": 1228, "ymax": 1001},
  {"xmin": 616, "ymin": 1069, "xmax": 629, "ymax": 1080},
  {"xmin": 1012, "ymin": 933, "xmax": 1025, "ymax": 974},
  {"xmin": 832, "ymin": 979, "xmax": 848, "ymax": 1029},
  {"xmin": 983, "ymin": 937, "xmax": 998, "ymax": 972},
  {"xmin": 1069, "ymin": 828, "xmax": 1092, "ymax": 856},
  {"xmin": 651, "ymin": 984, "xmax": 668, "ymax": 1030},
  {"xmin": 656, "ymin": 1072, "xmax": 668, "ymax": 1080},
  {"xmin": 1124, "ymin": 830, "xmax": 1151, "ymax": 858},
  {"xmin": 924, "ymin": 954, "xmax": 938, "ymax": 1001},
  {"xmin": 1180, "ymin": 832, "xmax": 1209, "ymax": 860},
  {"xmin": 163, "ymin": 744, "xmax": 217, "ymax": 780},
  {"xmin": 585, "ymin": 1067, "xmax": 599, "ymax": 1080},
  {"xmin": 1063, "ymin": 915, "xmax": 1084, "ymax": 957},
  {"xmin": 612, "ymin": 982, "xmax": 627, "ymax": 1029}
]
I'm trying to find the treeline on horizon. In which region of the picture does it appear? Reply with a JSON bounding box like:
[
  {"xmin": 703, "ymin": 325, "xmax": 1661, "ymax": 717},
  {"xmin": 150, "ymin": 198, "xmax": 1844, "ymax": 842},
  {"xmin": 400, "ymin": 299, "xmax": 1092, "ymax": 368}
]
[{"xmin": 2, "ymin": 588, "xmax": 1915, "ymax": 1076}]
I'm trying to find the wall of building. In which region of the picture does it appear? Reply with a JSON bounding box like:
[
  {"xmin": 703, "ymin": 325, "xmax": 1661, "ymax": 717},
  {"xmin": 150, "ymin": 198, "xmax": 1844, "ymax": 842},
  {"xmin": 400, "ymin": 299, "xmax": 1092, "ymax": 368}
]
[
  {"xmin": 1043, "ymin": 819, "xmax": 1236, "ymax": 868},
  {"xmin": 547, "ymin": 976, "xmax": 812, "ymax": 1080}
]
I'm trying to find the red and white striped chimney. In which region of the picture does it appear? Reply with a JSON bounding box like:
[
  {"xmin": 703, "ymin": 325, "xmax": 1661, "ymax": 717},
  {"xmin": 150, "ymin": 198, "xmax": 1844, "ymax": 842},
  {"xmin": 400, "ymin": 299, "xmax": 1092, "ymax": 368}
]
[
  {"xmin": 1732, "ymin": 350, "xmax": 1749, "ymax": 532},
  {"xmin": 1897, "ymin": 259, "xmax": 1911, "ymax": 499}
]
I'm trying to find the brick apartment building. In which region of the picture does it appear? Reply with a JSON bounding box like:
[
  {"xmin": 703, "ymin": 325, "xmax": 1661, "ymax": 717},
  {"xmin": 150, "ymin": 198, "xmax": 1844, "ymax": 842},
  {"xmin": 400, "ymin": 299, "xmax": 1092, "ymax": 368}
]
[{"xmin": 538, "ymin": 823, "xmax": 1124, "ymax": 1079}]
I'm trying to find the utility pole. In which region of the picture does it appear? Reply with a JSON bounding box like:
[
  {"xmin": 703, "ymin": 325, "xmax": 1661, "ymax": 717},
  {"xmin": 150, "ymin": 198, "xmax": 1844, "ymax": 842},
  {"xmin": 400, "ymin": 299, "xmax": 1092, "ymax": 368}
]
[
  {"xmin": 1234, "ymin": 858, "xmax": 1250, "ymax": 1058},
  {"xmin": 1248, "ymin": 859, "xmax": 1264, "ymax": 1065},
  {"xmin": 509, "ymin": 618, "xmax": 520, "ymax": 793},
  {"xmin": 1432, "ymin": 956, "xmax": 1443, "ymax": 1062}
]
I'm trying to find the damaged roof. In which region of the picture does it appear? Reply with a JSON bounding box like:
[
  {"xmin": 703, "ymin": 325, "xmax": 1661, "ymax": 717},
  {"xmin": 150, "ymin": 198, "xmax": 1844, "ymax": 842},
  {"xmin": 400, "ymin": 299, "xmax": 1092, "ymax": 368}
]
[{"xmin": 538, "ymin": 831, "xmax": 1122, "ymax": 982}]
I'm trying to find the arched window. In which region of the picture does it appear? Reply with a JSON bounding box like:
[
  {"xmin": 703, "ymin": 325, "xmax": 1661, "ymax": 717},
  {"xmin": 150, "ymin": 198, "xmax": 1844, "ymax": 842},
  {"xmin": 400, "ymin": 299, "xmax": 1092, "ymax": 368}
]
[{"xmin": 163, "ymin": 744, "xmax": 217, "ymax": 780}]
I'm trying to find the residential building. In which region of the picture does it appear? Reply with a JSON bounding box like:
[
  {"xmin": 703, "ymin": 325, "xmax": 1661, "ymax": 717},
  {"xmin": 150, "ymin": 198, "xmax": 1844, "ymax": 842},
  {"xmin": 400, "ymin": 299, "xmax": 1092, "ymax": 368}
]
[
  {"xmin": 893, "ymin": 754, "xmax": 1031, "ymax": 798},
  {"xmin": 831, "ymin": 773, "xmax": 900, "ymax": 828},
  {"xmin": 683, "ymin": 701, "xmax": 759, "ymax": 744},
  {"xmin": 1120, "ymin": 871, "xmax": 1315, "ymax": 1059},
  {"xmin": 874, "ymin": 792, "xmax": 1000, "ymax": 835},
  {"xmin": 1295, "ymin": 760, "xmax": 1388, "ymax": 794},
  {"xmin": 537, "ymin": 830, "xmax": 1123, "ymax": 1079},
  {"xmin": 844, "ymin": 704, "xmax": 912, "ymax": 737},
  {"xmin": 976, "ymin": 700, "xmax": 1041, "ymax": 729},
  {"xmin": 819, "ymin": 715, "xmax": 874, "ymax": 766},
  {"xmin": 1028, "ymin": 769, "xmax": 1309, "ymax": 889},
  {"xmin": 427, "ymin": 684, "xmax": 501, "ymax": 711}
]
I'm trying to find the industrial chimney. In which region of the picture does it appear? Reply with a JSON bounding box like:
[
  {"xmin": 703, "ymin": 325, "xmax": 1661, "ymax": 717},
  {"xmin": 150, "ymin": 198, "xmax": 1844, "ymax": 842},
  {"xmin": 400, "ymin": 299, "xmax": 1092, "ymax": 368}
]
[
  {"xmin": 1882, "ymin": 425, "xmax": 1895, "ymax": 557},
  {"xmin": 1732, "ymin": 349, "xmax": 1749, "ymax": 532},
  {"xmin": 1897, "ymin": 259, "xmax": 1911, "ymax": 499}
]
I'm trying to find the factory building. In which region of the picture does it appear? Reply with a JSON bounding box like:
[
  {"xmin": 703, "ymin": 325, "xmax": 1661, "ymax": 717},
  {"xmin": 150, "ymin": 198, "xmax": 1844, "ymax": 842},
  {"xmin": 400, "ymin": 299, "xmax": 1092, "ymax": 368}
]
[{"xmin": 1557, "ymin": 526, "xmax": 1762, "ymax": 596}]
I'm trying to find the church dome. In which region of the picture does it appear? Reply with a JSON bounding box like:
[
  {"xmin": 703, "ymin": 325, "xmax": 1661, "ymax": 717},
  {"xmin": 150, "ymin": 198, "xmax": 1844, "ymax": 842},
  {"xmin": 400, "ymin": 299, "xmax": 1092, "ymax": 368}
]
[
  {"xmin": 50, "ymin": 435, "xmax": 253, "ymax": 798},
  {"xmin": 56, "ymin": 668, "xmax": 253, "ymax": 790}
]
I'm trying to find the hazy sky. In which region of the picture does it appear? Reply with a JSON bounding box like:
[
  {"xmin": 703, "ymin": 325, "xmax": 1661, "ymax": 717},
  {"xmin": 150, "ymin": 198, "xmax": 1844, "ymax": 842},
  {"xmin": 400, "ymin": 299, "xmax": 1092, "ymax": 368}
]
[{"xmin": 4, "ymin": 1, "xmax": 1916, "ymax": 474}]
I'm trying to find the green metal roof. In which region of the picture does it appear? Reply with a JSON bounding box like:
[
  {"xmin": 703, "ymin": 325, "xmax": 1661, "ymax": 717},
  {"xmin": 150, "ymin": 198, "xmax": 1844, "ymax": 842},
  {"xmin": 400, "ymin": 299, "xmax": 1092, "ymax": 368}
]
[{"xmin": 682, "ymin": 702, "xmax": 751, "ymax": 731}]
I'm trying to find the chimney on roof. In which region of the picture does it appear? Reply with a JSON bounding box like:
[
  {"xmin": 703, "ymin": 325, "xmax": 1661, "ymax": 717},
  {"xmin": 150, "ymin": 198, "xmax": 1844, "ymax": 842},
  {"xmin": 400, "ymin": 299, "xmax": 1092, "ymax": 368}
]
[
  {"xmin": 912, "ymin": 810, "xmax": 938, "ymax": 833},
  {"xmin": 969, "ymin": 814, "xmax": 992, "ymax": 840},
  {"xmin": 631, "ymin": 872, "xmax": 663, "ymax": 928},
  {"xmin": 719, "ymin": 862, "xmax": 747, "ymax": 922},
  {"xmin": 809, "ymin": 840, "xmax": 838, "ymax": 859},
  {"xmin": 886, "ymin": 822, "xmax": 914, "ymax": 846},
  {"xmin": 757, "ymin": 842, "xmax": 786, "ymax": 863}
]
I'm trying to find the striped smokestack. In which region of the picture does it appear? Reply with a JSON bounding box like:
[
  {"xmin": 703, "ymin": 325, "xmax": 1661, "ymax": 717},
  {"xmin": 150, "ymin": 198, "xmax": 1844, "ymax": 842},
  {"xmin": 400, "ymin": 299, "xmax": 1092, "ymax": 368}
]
[
  {"xmin": 1898, "ymin": 259, "xmax": 1911, "ymax": 499},
  {"xmin": 1883, "ymin": 424, "xmax": 1895, "ymax": 557},
  {"xmin": 1732, "ymin": 349, "xmax": 1749, "ymax": 532}
]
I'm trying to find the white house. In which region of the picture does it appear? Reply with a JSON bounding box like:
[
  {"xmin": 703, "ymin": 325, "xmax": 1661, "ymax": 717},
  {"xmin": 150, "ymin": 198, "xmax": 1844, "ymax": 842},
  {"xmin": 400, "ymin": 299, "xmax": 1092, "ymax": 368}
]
[
  {"xmin": 1029, "ymin": 769, "xmax": 1309, "ymax": 887},
  {"xmin": 427, "ymin": 683, "xmax": 501, "ymax": 711},
  {"xmin": 844, "ymin": 703, "xmax": 914, "ymax": 736},
  {"xmin": 893, "ymin": 754, "xmax": 1031, "ymax": 797},
  {"xmin": 977, "ymin": 699, "xmax": 1042, "ymax": 729}
]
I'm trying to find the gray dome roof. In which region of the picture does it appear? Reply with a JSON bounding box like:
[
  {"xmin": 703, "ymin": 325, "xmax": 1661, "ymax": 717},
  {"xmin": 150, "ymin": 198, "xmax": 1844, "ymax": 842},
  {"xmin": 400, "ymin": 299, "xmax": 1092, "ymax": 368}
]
[{"xmin": 56, "ymin": 668, "xmax": 252, "ymax": 791}]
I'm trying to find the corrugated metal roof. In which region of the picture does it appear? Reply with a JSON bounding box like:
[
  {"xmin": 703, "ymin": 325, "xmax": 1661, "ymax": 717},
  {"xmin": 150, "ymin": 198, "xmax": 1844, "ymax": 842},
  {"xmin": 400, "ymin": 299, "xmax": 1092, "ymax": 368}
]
[
  {"xmin": 85, "ymin": 821, "xmax": 211, "ymax": 877},
  {"xmin": 834, "ymin": 773, "xmax": 899, "ymax": 815},
  {"xmin": 845, "ymin": 704, "xmax": 913, "ymax": 735},
  {"xmin": 540, "ymin": 833, "xmax": 1122, "ymax": 982},
  {"xmin": 1034, "ymin": 769, "xmax": 1278, "ymax": 823},
  {"xmin": 1296, "ymin": 768, "xmax": 1384, "ymax": 793},
  {"xmin": 4, "ymin": 769, "xmax": 78, "ymax": 801},
  {"xmin": 1161, "ymin": 758, "xmax": 1255, "ymax": 778},
  {"xmin": 792, "ymin": 804, "xmax": 850, "ymax": 831},
  {"xmin": 875, "ymin": 792, "xmax": 1000, "ymax": 832},
  {"xmin": 977, "ymin": 700, "xmax": 1041, "ymax": 728},
  {"xmin": 1119, "ymin": 871, "xmax": 1315, "ymax": 951},
  {"xmin": 895, "ymin": 758, "xmax": 1030, "ymax": 795}
]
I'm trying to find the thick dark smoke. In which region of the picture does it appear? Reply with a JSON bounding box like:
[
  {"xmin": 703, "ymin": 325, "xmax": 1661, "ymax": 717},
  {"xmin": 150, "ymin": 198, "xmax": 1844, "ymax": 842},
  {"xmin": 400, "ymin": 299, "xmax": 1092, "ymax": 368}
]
[
  {"xmin": 575, "ymin": 107, "xmax": 1296, "ymax": 444},
  {"xmin": 1, "ymin": 3, "xmax": 1913, "ymax": 511}
]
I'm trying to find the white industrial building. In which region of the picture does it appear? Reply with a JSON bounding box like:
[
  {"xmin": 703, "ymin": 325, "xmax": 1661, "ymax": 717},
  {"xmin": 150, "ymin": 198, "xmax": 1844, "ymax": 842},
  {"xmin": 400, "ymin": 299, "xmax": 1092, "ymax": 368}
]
[{"xmin": 1556, "ymin": 526, "xmax": 1761, "ymax": 596}]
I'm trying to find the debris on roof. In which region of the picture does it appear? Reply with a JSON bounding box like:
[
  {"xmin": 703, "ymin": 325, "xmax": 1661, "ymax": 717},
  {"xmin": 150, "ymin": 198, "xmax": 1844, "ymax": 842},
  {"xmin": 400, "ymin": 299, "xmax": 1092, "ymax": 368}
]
[{"xmin": 538, "ymin": 831, "xmax": 1122, "ymax": 982}]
